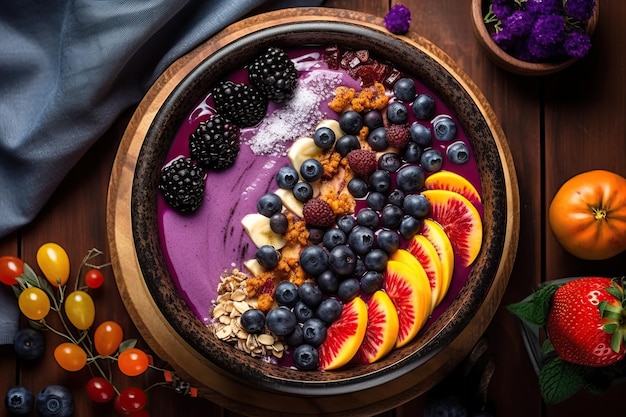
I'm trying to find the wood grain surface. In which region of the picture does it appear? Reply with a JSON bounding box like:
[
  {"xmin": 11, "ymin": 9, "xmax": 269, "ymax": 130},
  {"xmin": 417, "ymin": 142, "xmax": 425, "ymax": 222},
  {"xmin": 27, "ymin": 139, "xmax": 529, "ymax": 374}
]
[{"xmin": 2, "ymin": 1, "xmax": 625, "ymax": 416}]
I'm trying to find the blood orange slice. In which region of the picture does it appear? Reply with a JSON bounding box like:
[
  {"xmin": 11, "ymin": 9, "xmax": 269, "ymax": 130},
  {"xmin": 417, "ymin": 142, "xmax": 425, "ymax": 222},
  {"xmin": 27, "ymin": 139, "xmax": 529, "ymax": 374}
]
[
  {"xmin": 318, "ymin": 297, "xmax": 368, "ymax": 370},
  {"xmin": 422, "ymin": 189, "xmax": 483, "ymax": 267},
  {"xmin": 389, "ymin": 248, "xmax": 437, "ymax": 313},
  {"xmin": 384, "ymin": 260, "xmax": 431, "ymax": 348},
  {"xmin": 406, "ymin": 235, "xmax": 444, "ymax": 309},
  {"xmin": 354, "ymin": 290, "xmax": 399, "ymax": 364},
  {"xmin": 420, "ymin": 218, "xmax": 454, "ymax": 305},
  {"xmin": 425, "ymin": 170, "xmax": 481, "ymax": 207}
]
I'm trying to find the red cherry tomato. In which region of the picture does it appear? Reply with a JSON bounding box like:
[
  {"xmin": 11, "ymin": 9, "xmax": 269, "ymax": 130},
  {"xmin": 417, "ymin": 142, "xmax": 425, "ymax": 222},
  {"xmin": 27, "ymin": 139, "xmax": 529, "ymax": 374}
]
[
  {"xmin": 84, "ymin": 269, "xmax": 104, "ymax": 289},
  {"xmin": 86, "ymin": 377, "xmax": 115, "ymax": 403},
  {"xmin": 53, "ymin": 342, "xmax": 87, "ymax": 371},
  {"xmin": 94, "ymin": 321, "xmax": 124, "ymax": 356},
  {"xmin": 118, "ymin": 348, "xmax": 149, "ymax": 376},
  {"xmin": 0, "ymin": 256, "xmax": 24, "ymax": 286},
  {"xmin": 116, "ymin": 387, "xmax": 147, "ymax": 413},
  {"xmin": 130, "ymin": 410, "xmax": 150, "ymax": 417}
]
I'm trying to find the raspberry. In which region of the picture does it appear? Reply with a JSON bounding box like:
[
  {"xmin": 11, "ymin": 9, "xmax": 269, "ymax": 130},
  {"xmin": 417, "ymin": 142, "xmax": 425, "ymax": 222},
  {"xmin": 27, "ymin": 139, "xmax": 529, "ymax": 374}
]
[
  {"xmin": 212, "ymin": 80, "xmax": 267, "ymax": 127},
  {"xmin": 386, "ymin": 124, "xmax": 410, "ymax": 149},
  {"xmin": 346, "ymin": 149, "xmax": 377, "ymax": 177},
  {"xmin": 248, "ymin": 47, "xmax": 298, "ymax": 103},
  {"xmin": 302, "ymin": 198, "xmax": 336, "ymax": 228},
  {"xmin": 189, "ymin": 115, "xmax": 240, "ymax": 170},
  {"xmin": 158, "ymin": 157, "xmax": 205, "ymax": 212}
]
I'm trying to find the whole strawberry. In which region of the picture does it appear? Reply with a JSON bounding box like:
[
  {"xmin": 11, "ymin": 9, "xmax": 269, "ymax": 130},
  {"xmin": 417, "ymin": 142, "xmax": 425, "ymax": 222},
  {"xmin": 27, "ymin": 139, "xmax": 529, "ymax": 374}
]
[{"xmin": 547, "ymin": 277, "xmax": 626, "ymax": 367}]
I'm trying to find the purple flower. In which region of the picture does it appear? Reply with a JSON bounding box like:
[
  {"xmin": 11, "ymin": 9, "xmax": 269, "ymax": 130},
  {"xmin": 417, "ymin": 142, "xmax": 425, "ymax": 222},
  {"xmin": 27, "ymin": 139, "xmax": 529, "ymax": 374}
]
[
  {"xmin": 525, "ymin": 0, "xmax": 563, "ymax": 16},
  {"xmin": 565, "ymin": 0, "xmax": 596, "ymax": 21},
  {"xmin": 527, "ymin": 13, "xmax": 566, "ymax": 59},
  {"xmin": 503, "ymin": 10, "xmax": 533, "ymax": 37},
  {"xmin": 492, "ymin": 2, "xmax": 515, "ymax": 20},
  {"xmin": 384, "ymin": 4, "xmax": 411, "ymax": 34},
  {"xmin": 564, "ymin": 29, "xmax": 592, "ymax": 57}
]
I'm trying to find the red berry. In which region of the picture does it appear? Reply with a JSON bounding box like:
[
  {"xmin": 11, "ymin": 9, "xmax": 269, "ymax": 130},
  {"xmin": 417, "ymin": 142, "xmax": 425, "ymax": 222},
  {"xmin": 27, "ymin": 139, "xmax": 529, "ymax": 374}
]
[
  {"xmin": 386, "ymin": 124, "xmax": 410, "ymax": 149},
  {"xmin": 346, "ymin": 149, "xmax": 377, "ymax": 177},
  {"xmin": 302, "ymin": 198, "xmax": 336, "ymax": 228}
]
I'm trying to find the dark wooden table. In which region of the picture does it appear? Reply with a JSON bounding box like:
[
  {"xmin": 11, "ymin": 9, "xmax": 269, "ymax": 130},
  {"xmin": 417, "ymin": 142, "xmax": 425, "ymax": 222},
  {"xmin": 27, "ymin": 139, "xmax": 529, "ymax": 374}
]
[{"xmin": 2, "ymin": 1, "xmax": 625, "ymax": 416}]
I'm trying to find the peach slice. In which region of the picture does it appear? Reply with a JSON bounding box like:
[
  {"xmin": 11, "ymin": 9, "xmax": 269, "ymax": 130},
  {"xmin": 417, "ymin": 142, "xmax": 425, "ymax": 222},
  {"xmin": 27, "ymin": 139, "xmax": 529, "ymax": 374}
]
[
  {"xmin": 354, "ymin": 290, "xmax": 399, "ymax": 364},
  {"xmin": 420, "ymin": 218, "xmax": 455, "ymax": 306},
  {"xmin": 405, "ymin": 235, "xmax": 444, "ymax": 309},
  {"xmin": 422, "ymin": 189, "xmax": 483, "ymax": 267},
  {"xmin": 384, "ymin": 260, "xmax": 431, "ymax": 348},
  {"xmin": 425, "ymin": 170, "xmax": 481, "ymax": 207},
  {"xmin": 318, "ymin": 296, "xmax": 368, "ymax": 370},
  {"xmin": 389, "ymin": 248, "xmax": 438, "ymax": 313}
]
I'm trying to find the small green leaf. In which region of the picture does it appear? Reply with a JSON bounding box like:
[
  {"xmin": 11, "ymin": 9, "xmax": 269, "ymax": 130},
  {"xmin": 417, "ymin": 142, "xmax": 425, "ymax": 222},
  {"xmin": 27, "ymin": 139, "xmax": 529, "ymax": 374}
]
[
  {"xmin": 539, "ymin": 354, "xmax": 586, "ymax": 404},
  {"xmin": 610, "ymin": 330, "xmax": 624, "ymax": 353},
  {"xmin": 507, "ymin": 284, "xmax": 559, "ymax": 327},
  {"xmin": 603, "ymin": 322, "xmax": 618, "ymax": 334},
  {"xmin": 118, "ymin": 338, "xmax": 138, "ymax": 353}
]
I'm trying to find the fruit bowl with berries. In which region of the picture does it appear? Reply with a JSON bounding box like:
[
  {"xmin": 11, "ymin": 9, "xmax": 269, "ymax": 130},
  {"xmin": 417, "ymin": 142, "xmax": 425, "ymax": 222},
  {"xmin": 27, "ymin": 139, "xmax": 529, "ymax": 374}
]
[{"xmin": 107, "ymin": 7, "xmax": 520, "ymax": 415}]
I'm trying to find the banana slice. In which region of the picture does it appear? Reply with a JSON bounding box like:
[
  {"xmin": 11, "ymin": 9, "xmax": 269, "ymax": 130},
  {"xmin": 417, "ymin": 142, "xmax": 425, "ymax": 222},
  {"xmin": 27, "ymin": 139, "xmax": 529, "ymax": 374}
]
[
  {"xmin": 274, "ymin": 188, "xmax": 304, "ymax": 218},
  {"xmin": 287, "ymin": 137, "xmax": 323, "ymax": 172},
  {"xmin": 243, "ymin": 259, "xmax": 266, "ymax": 276},
  {"xmin": 316, "ymin": 119, "xmax": 344, "ymax": 142},
  {"xmin": 241, "ymin": 213, "xmax": 287, "ymax": 249}
]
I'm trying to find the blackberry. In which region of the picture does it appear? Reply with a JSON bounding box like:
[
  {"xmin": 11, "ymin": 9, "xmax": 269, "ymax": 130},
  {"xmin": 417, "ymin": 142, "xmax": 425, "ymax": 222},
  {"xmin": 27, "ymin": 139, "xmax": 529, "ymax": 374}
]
[
  {"xmin": 189, "ymin": 115, "xmax": 240, "ymax": 169},
  {"xmin": 158, "ymin": 157, "xmax": 205, "ymax": 212},
  {"xmin": 212, "ymin": 80, "xmax": 267, "ymax": 127},
  {"xmin": 248, "ymin": 47, "xmax": 298, "ymax": 103}
]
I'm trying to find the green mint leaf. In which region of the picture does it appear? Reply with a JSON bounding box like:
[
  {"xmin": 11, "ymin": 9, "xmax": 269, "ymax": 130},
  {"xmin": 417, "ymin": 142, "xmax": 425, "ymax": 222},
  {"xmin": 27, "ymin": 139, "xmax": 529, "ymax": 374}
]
[
  {"xmin": 507, "ymin": 284, "xmax": 559, "ymax": 327},
  {"xmin": 539, "ymin": 354, "xmax": 585, "ymax": 404}
]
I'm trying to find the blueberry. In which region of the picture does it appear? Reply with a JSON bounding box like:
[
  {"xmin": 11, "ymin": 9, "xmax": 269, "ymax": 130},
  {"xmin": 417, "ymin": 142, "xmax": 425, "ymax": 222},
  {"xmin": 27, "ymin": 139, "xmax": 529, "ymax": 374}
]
[
  {"xmin": 393, "ymin": 78, "xmax": 416, "ymax": 102},
  {"xmin": 270, "ymin": 212, "xmax": 289, "ymax": 234},
  {"xmin": 37, "ymin": 385, "xmax": 73, "ymax": 417},
  {"xmin": 323, "ymin": 228, "xmax": 347, "ymax": 250},
  {"xmin": 334, "ymin": 134, "xmax": 361, "ymax": 157},
  {"xmin": 369, "ymin": 170, "xmax": 391, "ymax": 193},
  {"xmin": 5, "ymin": 386, "xmax": 34, "ymax": 416},
  {"xmin": 313, "ymin": 126, "xmax": 336, "ymax": 149},
  {"xmin": 446, "ymin": 141, "xmax": 470, "ymax": 164},
  {"xmin": 339, "ymin": 110, "xmax": 363, "ymax": 135},
  {"xmin": 13, "ymin": 328, "xmax": 45, "ymax": 361},
  {"xmin": 354, "ymin": 258, "xmax": 367, "ymax": 277},
  {"xmin": 255, "ymin": 244, "xmax": 279, "ymax": 269},
  {"xmin": 307, "ymin": 228, "xmax": 324, "ymax": 244},
  {"xmin": 386, "ymin": 102, "xmax": 408, "ymax": 124},
  {"xmin": 293, "ymin": 181, "xmax": 314, "ymax": 202},
  {"xmin": 298, "ymin": 281, "xmax": 323, "ymax": 307},
  {"xmin": 316, "ymin": 269, "xmax": 339, "ymax": 293},
  {"xmin": 378, "ymin": 152, "xmax": 402, "ymax": 172},
  {"xmin": 299, "ymin": 245, "xmax": 328, "ymax": 276},
  {"xmin": 265, "ymin": 306, "xmax": 297, "ymax": 336},
  {"xmin": 367, "ymin": 127, "xmax": 388, "ymax": 151},
  {"xmin": 356, "ymin": 207, "xmax": 379, "ymax": 229},
  {"xmin": 275, "ymin": 166, "xmax": 299, "ymax": 189},
  {"xmin": 316, "ymin": 298, "xmax": 343, "ymax": 323},
  {"xmin": 421, "ymin": 148, "xmax": 444, "ymax": 172},
  {"xmin": 240, "ymin": 308, "xmax": 266, "ymax": 334},
  {"xmin": 336, "ymin": 214, "xmax": 357, "ymax": 235},
  {"xmin": 360, "ymin": 271, "xmax": 384, "ymax": 294},
  {"xmin": 396, "ymin": 165, "xmax": 425, "ymax": 193},
  {"xmin": 363, "ymin": 248, "xmax": 389, "ymax": 272},
  {"xmin": 302, "ymin": 318, "xmax": 327, "ymax": 346},
  {"xmin": 347, "ymin": 177, "xmax": 369, "ymax": 198},
  {"xmin": 433, "ymin": 115, "xmax": 457, "ymax": 141},
  {"xmin": 300, "ymin": 158, "xmax": 324, "ymax": 182},
  {"xmin": 386, "ymin": 189, "xmax": 405, "ymax": 207},
  {"xmin": 294, "ymin": 300, "xmax": 315, "ymax": 323},
  {"xmin": 366, "ymin": 192, "xmax": 386, "ymax": 211},
  {"xmin": 403, "ymin": 193, "xmax": 431, "ymax": 218},
  {"xmin": 292, "ymin": 344, "xmax": 319, "ymax": 370},
  {"xmin": 380, "ymin": 204, "xmax": 404, "ymax": 229},
  {"xmin": 409, "ymin": 122, "xmax": 432, "ymax": 146},
  {"xmin": 362, "ymin": 110, "xmax": 384, "ymax": 130},
  {"xmin": 412, "ymin": 94, "xmax": 436, "ymax": 120},
  {"xmin": 348, "ymin": 225, "xmax": 376, "ymax": 255},
  {"xmin": 399, "ymin": 215, "xmax": 422, "ymax": 239},
  {"xmin": 284, "ymin": 325, "xmax": 304, "ymax": 346},
  {"xmin": 403, "ymin": 141, "xmax": 423, "ymax": 163},
  {"xmin": 328, "ymin": 245, "xmax": 357, "ymax": 276},
  {"xmin": 376, "ymin": 229, "xmax": 400, "ymax": 253},
  {"xmin": 275, "ymin": 281, "xmax": 299, "ymax": 307},
  {"xmin": 257, "ymin": 193, "xmax": 282, "ymax": 217},
  {"xmin": 337, "ymin": 278, "xmax": 361, "ymax": 302}
]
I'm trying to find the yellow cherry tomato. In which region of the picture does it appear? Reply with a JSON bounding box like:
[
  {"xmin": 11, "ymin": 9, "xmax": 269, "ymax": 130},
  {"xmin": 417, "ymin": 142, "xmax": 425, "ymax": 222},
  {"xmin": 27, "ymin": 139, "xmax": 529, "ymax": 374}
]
[
  {"xmin": 54, "ymin": 342, "xmax": 87, "ymax": 371},
  {"xmin": 64, "ymin": 290, "xmax": 95, "ymax": 330},
  {"xmin": 18, "ymin": 287, "xmax": 51, "ymax": 320},
  {"xmin": 36, "ymin": 242, "xmax": 70, "ymax": 287},
  {"xmin": 118, "ymin": 348, "xmax": 149, "ymax": 376},
  {"xmin": 94, "ymin": 321, "xmax": 124, "ymax": 356}
]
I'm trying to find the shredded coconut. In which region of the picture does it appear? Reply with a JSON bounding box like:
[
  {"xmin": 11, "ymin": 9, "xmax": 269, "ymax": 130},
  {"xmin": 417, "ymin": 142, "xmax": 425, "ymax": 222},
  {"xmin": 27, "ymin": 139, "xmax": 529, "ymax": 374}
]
[{"xmin": 245, "ymin": 69, "xmax": 343, "ymax": 156}]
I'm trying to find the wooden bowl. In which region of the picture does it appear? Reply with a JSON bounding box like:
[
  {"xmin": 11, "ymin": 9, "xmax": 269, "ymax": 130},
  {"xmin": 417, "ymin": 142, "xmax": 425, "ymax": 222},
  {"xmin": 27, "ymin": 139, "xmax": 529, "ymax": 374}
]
[
  {"xmin": 107, "ymin": 7, "xmax": 519, "ymax": 416},
  {"xmin": 471, "ymin": 0, "xmax": 599, "ymax": 76}
]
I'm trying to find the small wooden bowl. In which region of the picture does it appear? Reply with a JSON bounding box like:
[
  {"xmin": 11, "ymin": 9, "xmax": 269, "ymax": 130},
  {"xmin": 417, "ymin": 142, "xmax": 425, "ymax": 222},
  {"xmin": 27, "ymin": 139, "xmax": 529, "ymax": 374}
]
[{"xmin": 471, "ymin": 0, "xmax": 599, "ymax": 76}]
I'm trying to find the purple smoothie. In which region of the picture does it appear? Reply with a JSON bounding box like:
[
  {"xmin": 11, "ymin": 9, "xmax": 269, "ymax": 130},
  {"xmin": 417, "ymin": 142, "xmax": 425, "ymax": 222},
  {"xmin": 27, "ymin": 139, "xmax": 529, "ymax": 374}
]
[{"xmin": 157, "ymin": 45, "xmax": 483, "ymax": 326}]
